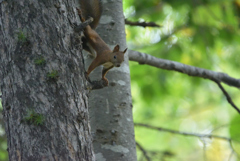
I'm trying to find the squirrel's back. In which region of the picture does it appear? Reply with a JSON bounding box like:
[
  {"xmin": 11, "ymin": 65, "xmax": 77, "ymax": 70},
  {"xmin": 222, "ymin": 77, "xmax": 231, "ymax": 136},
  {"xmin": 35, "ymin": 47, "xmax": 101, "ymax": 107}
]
[{"xmin": 79, "ymin": 0, "xmax": 102, "ymax": 29}]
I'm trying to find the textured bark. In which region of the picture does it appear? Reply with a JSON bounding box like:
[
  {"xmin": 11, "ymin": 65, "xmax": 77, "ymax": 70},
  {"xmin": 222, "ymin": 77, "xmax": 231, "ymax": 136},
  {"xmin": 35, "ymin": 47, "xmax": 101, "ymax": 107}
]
[
  {"xmin": 85, "ymin": 0, "xmax": 137, "ymax": 161},
  {"xmin": 0, "ymin": 0, "xmax": 94, "ymax": 160}
]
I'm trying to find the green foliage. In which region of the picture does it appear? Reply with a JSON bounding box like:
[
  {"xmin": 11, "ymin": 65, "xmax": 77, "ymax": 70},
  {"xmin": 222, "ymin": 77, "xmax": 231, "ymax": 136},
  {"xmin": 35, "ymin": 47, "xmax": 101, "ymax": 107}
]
[
  {"xmin": 124, "ymin": 0, "xmax": 240, "ymax": 160},
  {"xmin": 0, "ymin": 137, "xmax": 8, "ymax": 161},
  {"xmin": 34, "ymin": 57, "xmax": 46, "ymax": 66},
  {"xmin": 23, "ymin": 110, "xmax": 44, "ymax": 126},
  {"xmin": 47, "ymin": 70, "xmax": 59, "ymax": 80},
  {"xmin": 0, "ymin": 100, "xmax": 8, "ymax": 161},
  {"xmin": 229, "ymin": 115, "xmax": 240, "ymax": 142},
  {"xmin": 229, "ymin": 115, "xmax": 240, "ymax": 156}
]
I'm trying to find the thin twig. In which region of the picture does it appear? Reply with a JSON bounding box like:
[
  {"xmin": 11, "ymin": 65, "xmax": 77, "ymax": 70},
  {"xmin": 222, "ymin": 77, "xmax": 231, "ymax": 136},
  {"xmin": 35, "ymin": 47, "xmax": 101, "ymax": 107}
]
[
  {"xmin": 125, "ymin": 19, "xmax": 161, "ymax": 28},
  {"xmin": 136, "ymin": 142, "xmax": 151, "ymax": 161},
  {"xmin": 229, "ymin": 140, "xmax": 240, "ymax": 160},
  {"xmin": 211, "ymin": 124, "xmax": 229, "ymax": 133},
  {"xmin": 228, "ymin": 151, "xmax": 234, "ymax": 161},
  {"xmin": 211, "ymin": 78, "xmax": 240, "ymax": 113},
  {"xmin": 135, "ymin": 123, "xmax": 240, "ymax": 160},
  {"xmin": 134, "ymin": 123, "xmax": 239, "ymax": 142}
]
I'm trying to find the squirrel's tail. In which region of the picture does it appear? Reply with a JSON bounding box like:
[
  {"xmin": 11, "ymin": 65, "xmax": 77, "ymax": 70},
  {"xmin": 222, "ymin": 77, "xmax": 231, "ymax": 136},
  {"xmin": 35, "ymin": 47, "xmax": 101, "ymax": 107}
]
[{"xmin": 79, "ymin": 0, "xmax": 102, "ymax": 29}]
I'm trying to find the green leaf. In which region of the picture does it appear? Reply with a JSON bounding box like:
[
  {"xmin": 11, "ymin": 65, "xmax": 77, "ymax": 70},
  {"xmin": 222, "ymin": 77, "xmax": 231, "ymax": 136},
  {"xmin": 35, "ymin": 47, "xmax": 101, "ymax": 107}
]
[{"xmin": 229, "ymin": 115, "xmax": 240, "ymax": 142}]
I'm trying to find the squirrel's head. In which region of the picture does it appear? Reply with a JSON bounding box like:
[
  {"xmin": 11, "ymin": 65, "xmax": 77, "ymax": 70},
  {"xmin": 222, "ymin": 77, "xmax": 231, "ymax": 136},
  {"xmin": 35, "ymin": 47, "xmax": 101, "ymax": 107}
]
[{"xmin": 111, "ymin": 45, "xmax": 127, "ymax": 67}]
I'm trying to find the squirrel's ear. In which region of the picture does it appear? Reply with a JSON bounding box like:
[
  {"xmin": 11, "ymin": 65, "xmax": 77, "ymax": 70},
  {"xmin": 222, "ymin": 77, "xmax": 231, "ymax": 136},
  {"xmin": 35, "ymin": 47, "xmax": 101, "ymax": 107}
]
[
  {"xmin": 113, "ymin": 45, "xmax": 120, "ymax": 52},
  {"xmin": 123, "ymin": 48, "xmax": 128, "ymax": 54}
]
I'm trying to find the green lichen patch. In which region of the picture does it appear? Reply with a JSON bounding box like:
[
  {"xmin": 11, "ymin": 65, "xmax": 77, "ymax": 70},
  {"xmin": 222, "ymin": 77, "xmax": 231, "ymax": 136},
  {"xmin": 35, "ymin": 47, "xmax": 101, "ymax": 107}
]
[
  {"xmin": 23, "ymin": 110, "xmax": 44, "ymax": 126},
  {"xmin": 47, "ymin": 70, "xmax": 59, "ymax": 81},
  {"xmin": 34, "ymin": 57, "xmax": 46, "ymax": 66},
  {"xmin": 17, "ymin": 30, "xmax": 27, "ymax": 43}
]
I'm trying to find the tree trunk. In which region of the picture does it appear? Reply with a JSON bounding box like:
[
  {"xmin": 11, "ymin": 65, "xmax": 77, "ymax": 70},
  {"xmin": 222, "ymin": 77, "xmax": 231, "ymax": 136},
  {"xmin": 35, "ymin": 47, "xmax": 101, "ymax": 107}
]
[
  {"xmin": 86, "ymin": 1, "xmax": 137, "ymax": 161},
  {"xmin": 0, "ymin": 0, "xmax": 94, "ymax": 160}
]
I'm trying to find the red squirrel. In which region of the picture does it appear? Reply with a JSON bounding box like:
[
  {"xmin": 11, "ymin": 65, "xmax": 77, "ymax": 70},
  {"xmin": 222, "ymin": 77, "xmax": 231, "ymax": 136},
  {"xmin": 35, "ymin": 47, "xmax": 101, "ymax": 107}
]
[{"xmin": 78, "ymin": 0, "xmax": 127, "ymax": 85}]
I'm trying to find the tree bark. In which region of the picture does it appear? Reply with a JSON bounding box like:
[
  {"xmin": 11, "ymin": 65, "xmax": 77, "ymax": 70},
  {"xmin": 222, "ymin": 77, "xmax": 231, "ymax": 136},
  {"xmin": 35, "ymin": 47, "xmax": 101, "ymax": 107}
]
[
  {"xmin": 85, "ymin": 0, "xmax": 137, "ymax": 161},
  {"xmin": 0, "ymin": 0, "xmax": 94, "ymax": 160}
]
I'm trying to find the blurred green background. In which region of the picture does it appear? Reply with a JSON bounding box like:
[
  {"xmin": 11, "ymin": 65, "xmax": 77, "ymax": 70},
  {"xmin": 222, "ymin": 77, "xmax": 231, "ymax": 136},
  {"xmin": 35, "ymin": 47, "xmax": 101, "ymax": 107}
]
[
  {"xmin": 0, "ymin": 101, "xmax": 7, "ymax": 161},
  {"xmin": 124, "ymin": 0, "xmax": 240, "ymax": 160},
  {"xmin": 1, "ymin": 0, "xmax": 240, "ymax": 161}
]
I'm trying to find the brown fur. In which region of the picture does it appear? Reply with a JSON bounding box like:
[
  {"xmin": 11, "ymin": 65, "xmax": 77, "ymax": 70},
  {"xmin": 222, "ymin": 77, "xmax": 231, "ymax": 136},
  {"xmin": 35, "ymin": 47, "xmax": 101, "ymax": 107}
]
[{"xmin": 77, "ymin": 1, "xmax": 127, "ymax": 85}]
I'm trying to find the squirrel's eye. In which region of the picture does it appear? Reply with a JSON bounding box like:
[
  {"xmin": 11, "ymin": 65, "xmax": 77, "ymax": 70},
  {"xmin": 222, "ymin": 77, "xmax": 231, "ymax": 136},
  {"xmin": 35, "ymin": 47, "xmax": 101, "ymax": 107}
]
[{"xmin": 113, "ymin": 55, "xmax": 117, "ymax": 59}]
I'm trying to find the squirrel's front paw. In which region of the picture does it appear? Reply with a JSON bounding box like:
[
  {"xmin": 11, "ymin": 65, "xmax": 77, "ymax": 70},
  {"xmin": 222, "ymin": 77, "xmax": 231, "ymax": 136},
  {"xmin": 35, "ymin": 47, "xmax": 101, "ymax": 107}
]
[{"xmin": 102, "ymin": 78, "xmax": 109, "ymax": 86}]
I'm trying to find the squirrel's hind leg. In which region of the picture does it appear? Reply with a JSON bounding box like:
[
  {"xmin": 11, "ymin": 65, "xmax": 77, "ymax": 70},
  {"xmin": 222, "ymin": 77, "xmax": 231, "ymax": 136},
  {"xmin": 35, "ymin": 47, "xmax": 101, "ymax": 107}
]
[{"xmin": 82, "ymin": 37, "xmax": 96, "ymax": 57}]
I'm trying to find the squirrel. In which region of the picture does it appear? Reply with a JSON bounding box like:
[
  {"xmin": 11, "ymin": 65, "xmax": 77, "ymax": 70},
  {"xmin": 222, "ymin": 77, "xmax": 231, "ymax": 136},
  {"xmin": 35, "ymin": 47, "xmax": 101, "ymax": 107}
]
[{"xmin": 77, "ymin": 0, "xmax": 127, "ymax": 85}]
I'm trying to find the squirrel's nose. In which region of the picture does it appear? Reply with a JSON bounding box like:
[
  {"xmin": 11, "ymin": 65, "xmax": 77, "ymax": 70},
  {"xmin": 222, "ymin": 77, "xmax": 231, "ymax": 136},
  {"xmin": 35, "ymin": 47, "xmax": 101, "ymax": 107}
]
[{"xmin": 116, "ymin": 64, "xmax": 120, "ymax": 67}]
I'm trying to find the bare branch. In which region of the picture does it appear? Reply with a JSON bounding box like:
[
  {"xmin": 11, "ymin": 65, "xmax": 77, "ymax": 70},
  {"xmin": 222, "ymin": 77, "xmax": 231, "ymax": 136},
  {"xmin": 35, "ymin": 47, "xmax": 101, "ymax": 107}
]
[
  {"xmin": 134, "ymin": 123, "xmax": 239, "ymax": 143},
  {"xmin": 136, "ymin": 142, "xmax": 151, "ymax": 161},
  {"xmin": 129, "ymin": 50, "xmax": 240, "ymax": 113},
  {"xmin": 128, "ymin": 50, "xmax": 240, "ymax": 88},
  {"xmin": 125, "ymin": 19, "xmax": 161, "ymax": 28}
]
